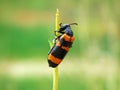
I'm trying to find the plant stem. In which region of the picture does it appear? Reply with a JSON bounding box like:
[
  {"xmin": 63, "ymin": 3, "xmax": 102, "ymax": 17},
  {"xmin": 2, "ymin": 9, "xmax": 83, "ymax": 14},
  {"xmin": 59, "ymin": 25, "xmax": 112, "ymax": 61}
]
[
  {"xmin": 53, "ymin": 8, "xmax": 60, "ymax": 90},
  {"xmin": 53, "ymin": 67, "xmax": 58, "ymax": 90}
]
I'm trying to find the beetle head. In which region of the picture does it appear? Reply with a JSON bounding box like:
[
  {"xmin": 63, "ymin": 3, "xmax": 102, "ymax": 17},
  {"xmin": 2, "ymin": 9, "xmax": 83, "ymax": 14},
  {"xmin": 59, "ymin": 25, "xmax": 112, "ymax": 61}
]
[
  {"xmin": 54, "ymin": 23, "xmax": 78, "ymax": 36},
  {"xmin": 59, "ymin": 23, "xmax": 78, "ymax": 33}
]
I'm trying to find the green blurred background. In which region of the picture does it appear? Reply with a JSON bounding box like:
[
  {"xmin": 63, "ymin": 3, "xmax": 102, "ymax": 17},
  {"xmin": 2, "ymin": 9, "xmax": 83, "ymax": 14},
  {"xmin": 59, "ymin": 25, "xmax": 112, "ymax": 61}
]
[{"xmin": 0, "ymin": 0, "xmax": 120, "ymax": 90}]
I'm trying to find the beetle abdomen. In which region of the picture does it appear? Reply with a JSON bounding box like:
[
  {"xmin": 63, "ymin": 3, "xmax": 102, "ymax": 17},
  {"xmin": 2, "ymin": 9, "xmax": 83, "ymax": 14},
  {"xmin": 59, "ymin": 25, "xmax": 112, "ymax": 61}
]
[{"xmin": 48, "ymin": 34, "xmax": 74, "ymax": 68}]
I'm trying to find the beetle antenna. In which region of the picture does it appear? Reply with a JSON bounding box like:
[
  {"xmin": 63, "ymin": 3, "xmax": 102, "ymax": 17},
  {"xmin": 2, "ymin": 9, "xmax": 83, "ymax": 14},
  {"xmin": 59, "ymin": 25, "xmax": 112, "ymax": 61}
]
[
  {"xmin": 69, "ymin": 23, "xmax": 78, "ymax": 25},
  {"xmin": 59, "ymin": 23, "xmax": 62, "ymax": 26}
]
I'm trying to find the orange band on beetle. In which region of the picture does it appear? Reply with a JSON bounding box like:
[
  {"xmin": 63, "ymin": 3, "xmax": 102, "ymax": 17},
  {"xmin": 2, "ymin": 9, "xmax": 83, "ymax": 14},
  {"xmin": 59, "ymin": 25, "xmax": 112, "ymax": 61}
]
[
  {"xmin": 61, "ymin": 34, "xmax": 74, "ymax": 42},
  {"xmin": 56, "ymin": 41, "xmax": 60, "ymax": 47},
  {"xmin": 56, "ymin": 40, "xmax": 70, "ymax": 51},
  {"xmin": 48, "ymin": 54, "xmax": 62, "ymax": 64},
  {"xmin": 62, "ymin": 46, "xmax": 70, "ymax": 51}
]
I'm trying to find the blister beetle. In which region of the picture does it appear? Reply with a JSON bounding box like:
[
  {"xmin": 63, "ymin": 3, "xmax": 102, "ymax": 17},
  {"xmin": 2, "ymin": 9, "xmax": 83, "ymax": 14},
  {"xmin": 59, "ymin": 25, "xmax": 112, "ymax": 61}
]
[{"xmin": 48, "ymin": 23, "xmax": 78, "ymax": 68}]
